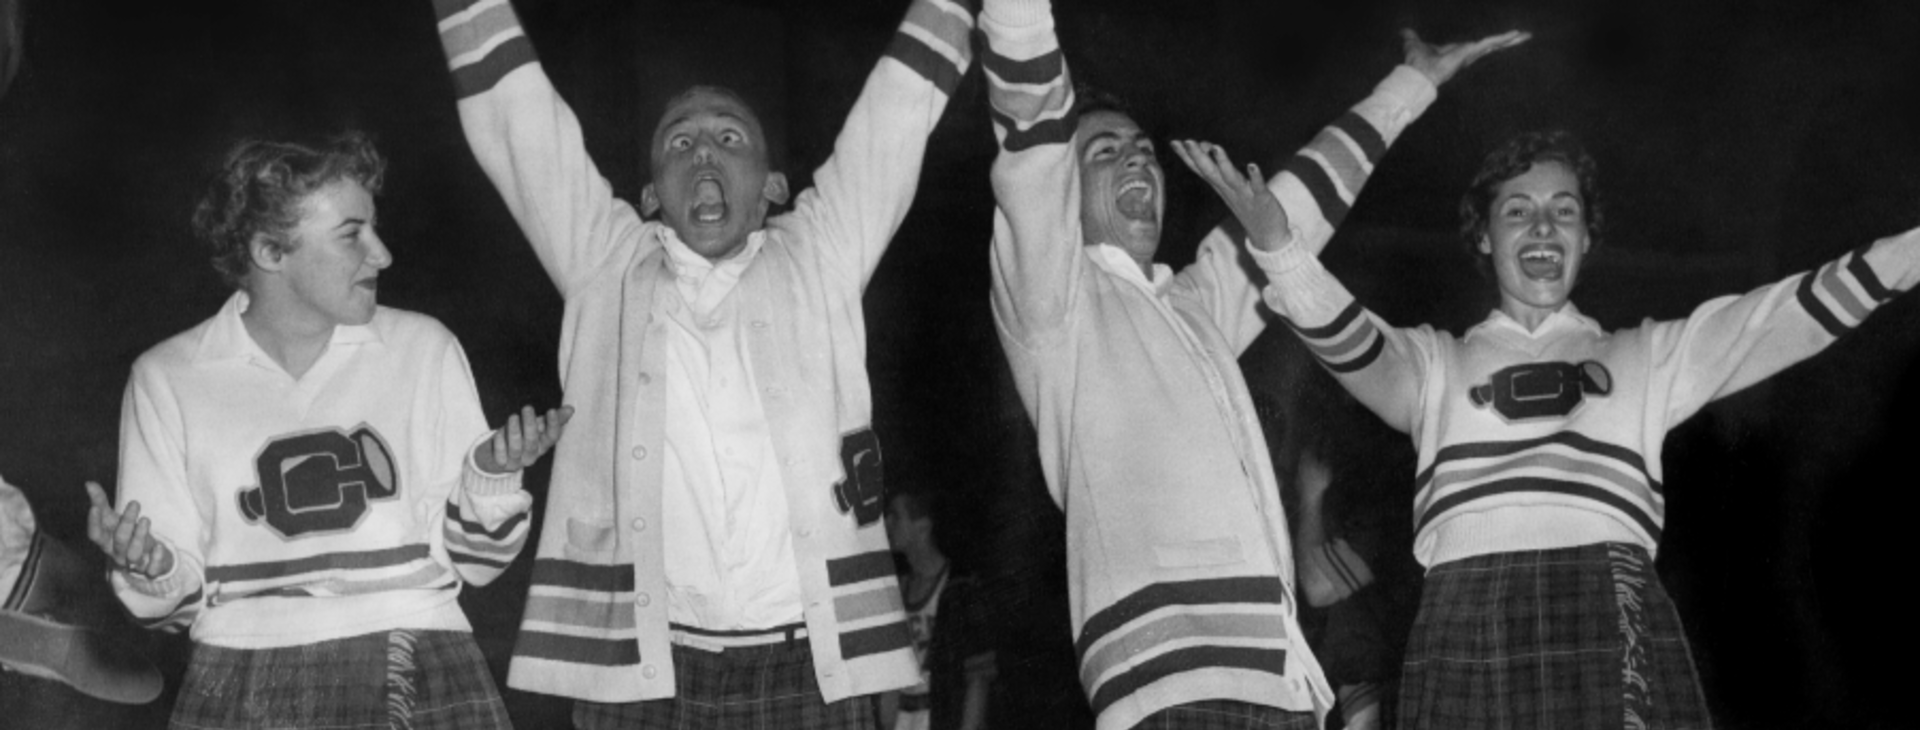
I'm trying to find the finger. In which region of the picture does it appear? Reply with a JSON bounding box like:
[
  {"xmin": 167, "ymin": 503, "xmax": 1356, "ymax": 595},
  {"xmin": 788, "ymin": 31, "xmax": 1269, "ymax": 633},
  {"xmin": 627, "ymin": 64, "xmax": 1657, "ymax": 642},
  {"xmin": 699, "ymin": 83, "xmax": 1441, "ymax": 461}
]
[
  {"xmin": 128, "ymin": 518, "xmax": 152, "ymax": 569},
  {"xmin": 521, "ymin": 405, "xmax": 540, "ymax": 436},
  {"xmin": 86, "ymin": 481, "xmax": 110, "ymax": 508},
  {"xmin": 1205, "ymin": 145, "xmax": 1247, "ymax": 188},
  {"xmin": 1400, "ymin": 28, "xmax": 1422, "ymax": 53},
  {"xmin": 1167, "ymin": 140, "xmax": 1198, "ymax": 172},
  {"xmin": 491, "ymin": 427, "xmax": 509, "ymax": 466},
  {"xmin": 113, "ymin": 501, "xmax": 143, "ymax": 560},
  {"xmin": 506, "ymin": 414, "xmax": 526, "ymax": 460},
  {"xmin": 1247, "ymin": 162, "xmax": 1265, "ymax": 187}
]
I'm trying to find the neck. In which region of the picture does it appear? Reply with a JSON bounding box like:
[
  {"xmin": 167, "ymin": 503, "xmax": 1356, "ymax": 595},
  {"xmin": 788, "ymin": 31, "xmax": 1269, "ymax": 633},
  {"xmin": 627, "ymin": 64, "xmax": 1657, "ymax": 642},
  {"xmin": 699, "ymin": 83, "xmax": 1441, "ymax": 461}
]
[
  {"xmin": 1501, "ymin": 300, "xmax": 1565, "ymax": 333},
  {"xmin": 240, "ymin": 289, "xmax": 336, "ymax": 378}
]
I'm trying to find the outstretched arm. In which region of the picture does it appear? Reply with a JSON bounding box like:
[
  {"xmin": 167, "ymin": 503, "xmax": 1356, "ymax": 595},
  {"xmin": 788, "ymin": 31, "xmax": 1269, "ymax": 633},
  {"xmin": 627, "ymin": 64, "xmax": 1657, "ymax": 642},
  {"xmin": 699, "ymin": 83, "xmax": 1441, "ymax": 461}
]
[
  {"xmin": 432, "ymin": 0, "xmax": 647, "ymax": 297},
  {"xmin": 1649, "ymin": 225, "xmax": 1920, "ymax": 425},
  {"xmin": 984, "ymin": 0, "xmax": 1083, "ymax": 350},
  {"xmin": 790, "ymin": 0, "xmax": 976, "ymax": 288},
  {"xmin": 1171, "ymin": 28, "xmax": 1527, "ymax": 355}
]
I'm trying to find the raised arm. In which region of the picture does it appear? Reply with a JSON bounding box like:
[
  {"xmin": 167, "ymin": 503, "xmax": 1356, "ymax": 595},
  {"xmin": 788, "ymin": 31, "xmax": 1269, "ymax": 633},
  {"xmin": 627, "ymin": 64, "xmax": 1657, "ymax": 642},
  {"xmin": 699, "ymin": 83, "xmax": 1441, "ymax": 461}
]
[
  {"xmin": 1649, "ymin": 226, "xmax": 1920, "ymax": 425},
  {"xmin": 789, "ymin": 0, "xmax": 975, "ymax": 288},
  {"xmin": 1170, "ymin": 29, "xmax": 1525, "ymax": 355},
  {"xmin": 983, "ymin": 0, "xmax": 1082, "ymax": 349},
  {"xmin": 432, "ymin": 0, "xmax": 647, "ymax": 297}
]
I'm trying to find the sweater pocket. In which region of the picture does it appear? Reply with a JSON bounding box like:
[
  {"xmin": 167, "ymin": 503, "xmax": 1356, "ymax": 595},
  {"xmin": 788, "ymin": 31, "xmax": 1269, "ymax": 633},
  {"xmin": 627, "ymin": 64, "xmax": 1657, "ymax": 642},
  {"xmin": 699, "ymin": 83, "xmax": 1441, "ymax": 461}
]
[
  {"xmin": 563, "ymin": 517, "xmax": 616, "ymax": 562},
  {"xmin": 1153, "ymin": 536, "xmax": 1245, "ymax": 569}
]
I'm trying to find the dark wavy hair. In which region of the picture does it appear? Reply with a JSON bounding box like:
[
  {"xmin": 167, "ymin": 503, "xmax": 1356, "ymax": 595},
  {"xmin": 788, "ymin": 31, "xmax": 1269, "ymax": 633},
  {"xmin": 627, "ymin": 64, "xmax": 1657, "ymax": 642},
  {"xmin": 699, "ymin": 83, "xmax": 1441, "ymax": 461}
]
[
  {"xmin": 192, "ymin": 132, "xmax": 386, "ymax": 289},
  {"xmin": 1458, "ymin": 130, "xmax": 1604, "ymax": 275}
]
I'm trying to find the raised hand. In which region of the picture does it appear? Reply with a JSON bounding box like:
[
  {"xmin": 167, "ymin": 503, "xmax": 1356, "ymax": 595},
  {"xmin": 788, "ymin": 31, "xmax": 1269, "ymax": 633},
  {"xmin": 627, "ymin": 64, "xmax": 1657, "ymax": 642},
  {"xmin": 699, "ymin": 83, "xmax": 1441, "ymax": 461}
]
[
  {"xmin": 1171, "ymin": 139, "xmax": 1293, "ymax": 251},
  {"xmin": 473, "ymin": 405, "xmax": 575, "ymax": 475},
  {"xmin": 85, "ymin": 481, "xmax": 174, "ymax": 579},
  {"xmin": 1402, "ymin": 28, "xmax": 1530, "ymax": 87}
]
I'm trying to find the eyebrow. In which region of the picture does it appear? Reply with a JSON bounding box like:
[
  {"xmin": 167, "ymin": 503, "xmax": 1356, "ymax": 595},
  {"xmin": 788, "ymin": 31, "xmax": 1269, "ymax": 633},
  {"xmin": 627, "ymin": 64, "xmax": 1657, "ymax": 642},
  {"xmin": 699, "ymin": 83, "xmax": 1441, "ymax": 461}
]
[
  {"xmin": 332, "ymin": 217, "xmax": 368, "ymax": 232},
  {"xmin": 1080, "ymin": 131, "xmax": 1121, "ymax": 154},
  {"xmin": 661, "ymin": 113, "xmax": 754, "ymax": 138}
]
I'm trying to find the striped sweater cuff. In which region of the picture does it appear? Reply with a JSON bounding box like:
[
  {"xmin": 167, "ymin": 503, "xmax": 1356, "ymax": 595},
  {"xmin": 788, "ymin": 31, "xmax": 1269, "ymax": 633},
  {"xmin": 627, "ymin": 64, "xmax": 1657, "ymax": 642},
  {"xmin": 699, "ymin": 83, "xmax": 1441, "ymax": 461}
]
[{"xmin": 436, "ymin": 0, "xmax": 538, "ymax": 99}]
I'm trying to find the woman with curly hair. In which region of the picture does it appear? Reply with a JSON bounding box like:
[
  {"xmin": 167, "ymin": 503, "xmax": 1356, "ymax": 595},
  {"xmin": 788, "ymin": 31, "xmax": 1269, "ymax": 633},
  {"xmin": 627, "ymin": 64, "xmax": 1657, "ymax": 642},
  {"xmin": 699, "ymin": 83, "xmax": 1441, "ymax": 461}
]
[
  {"xmin": 87, "ymin": 132, "xmax": 570, "ymax": 729},
  {"xmin": 1177, "ymin": 127, "xmax": 1920, "ymax": 727}
]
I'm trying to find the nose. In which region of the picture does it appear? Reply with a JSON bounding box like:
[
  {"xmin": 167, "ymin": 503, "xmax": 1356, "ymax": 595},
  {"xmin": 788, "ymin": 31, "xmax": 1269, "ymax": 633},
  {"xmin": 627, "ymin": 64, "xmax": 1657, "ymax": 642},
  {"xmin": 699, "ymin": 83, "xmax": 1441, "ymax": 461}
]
[
  {"xmin": 1124, "ymin": 147, "xmax": 1152, "ymax": 170},
  {"xmin": 364, "ymin": 229, "xmax": 393, "ymax": 270},
  {"xmin": 692, "ymin": 137, "xmax": 716, "ymax": 164},
  {"xmin": 1529, "ymin": 209, "xmax": 1555, "ymax": 237}
]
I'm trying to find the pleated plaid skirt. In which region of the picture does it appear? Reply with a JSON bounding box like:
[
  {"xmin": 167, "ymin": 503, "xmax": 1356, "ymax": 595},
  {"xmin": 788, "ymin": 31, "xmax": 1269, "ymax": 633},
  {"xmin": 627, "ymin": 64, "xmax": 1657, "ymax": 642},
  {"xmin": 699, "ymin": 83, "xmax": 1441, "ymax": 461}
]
[
  {"xmin": 168, "ymin": 629, "xmax": 511, "ymax": 730},
  {"xmin": 1398, "ymin": 542, "xmax": 1712, "ymax": 730},
  {"xmin": 573, "ymin": 639, "xmax": 875, "ymax": 730}
]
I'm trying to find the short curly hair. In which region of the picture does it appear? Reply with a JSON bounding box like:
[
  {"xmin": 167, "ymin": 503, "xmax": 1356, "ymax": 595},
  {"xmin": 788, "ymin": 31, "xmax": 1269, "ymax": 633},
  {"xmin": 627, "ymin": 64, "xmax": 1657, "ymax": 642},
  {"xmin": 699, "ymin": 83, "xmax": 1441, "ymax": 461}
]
[
  {"xmin": 1458, "ymin": 130, "xmax": 1604, "ymax": 273},
  {"xmin": 192, "ymin": 132, "xmax": 386, "ymax": 289}
]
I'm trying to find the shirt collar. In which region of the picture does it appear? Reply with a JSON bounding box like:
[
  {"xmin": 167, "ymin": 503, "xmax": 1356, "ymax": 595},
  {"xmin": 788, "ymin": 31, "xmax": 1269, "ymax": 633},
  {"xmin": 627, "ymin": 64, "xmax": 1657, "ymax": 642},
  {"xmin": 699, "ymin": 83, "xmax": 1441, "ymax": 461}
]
[
  {"xmin": 660, "ymin": 225, "xmax": 765, "ymax": 281},
  {"xmin": 193, "ymin": 291, "xmax": 383, "ymax": 364},
  {"xmin": 1473, "ymin": 302, "xmax": 1603, "ymax": 340},
  {"xmin": 1089, "ymin": 243, "xmax": 1173, "ymax": 293}
]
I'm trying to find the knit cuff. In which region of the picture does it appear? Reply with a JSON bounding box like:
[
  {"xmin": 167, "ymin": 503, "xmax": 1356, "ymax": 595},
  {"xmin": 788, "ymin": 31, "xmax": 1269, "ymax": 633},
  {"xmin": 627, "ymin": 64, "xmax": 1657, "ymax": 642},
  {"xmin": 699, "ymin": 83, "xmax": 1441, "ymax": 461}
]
[
  {"xmin": 114, "ymin": 541, "xmax": 195, "ymax": 598},
  {"xmin": 982, "ymin": 0, "xmax": 1051, "ymax": 29},
  {"xmin": 462, "ymin": 434, "xmax": 526, "ymax": 497},
  {"xmin": 1248, "ymin": 236, "xmax": 1317, "ymax": 276}
]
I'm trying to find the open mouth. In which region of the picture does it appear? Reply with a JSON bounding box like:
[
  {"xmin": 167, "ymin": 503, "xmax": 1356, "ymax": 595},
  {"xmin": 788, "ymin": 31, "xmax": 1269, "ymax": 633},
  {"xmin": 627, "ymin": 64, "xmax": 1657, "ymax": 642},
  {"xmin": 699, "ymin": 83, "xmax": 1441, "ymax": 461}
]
[
  {"xmin": 1517, "ymin": 243, "xmax": 1565, "ymax": 281},
  {"xmin": 691, "ymin": 174, "xmax": 728, "ymax": 225},
  {"xmin": 1116, "ymin": 177, "xmax": 1156, "ymax": 221},
  {"xmin": 355, "ymin": 277, "xmax": 379, "ymax": 292}
]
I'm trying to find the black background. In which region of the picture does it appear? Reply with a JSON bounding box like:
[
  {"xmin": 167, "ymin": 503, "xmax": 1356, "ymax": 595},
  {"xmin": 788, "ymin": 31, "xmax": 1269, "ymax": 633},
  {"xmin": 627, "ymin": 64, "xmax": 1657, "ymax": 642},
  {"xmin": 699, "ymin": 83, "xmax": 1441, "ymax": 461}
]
[{"xmin": 2, "ymin": 0, "xmax": 1917, "ymax": 727}]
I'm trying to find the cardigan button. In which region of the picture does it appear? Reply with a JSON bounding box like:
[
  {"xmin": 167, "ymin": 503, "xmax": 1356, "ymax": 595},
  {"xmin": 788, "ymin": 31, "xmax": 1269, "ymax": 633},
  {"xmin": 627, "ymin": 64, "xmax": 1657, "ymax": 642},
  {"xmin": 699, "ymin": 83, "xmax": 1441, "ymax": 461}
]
[
  {"xmin": 636, "ymin": 592, "xmax": 652, "ymax": 607},
  {"xmin": 642, "ymin": 664, "xmax": 658, "ymax": 680},
  {"xmin": 632, "ymin": 446, "xmax": 649, "ymax": 460},
  {"xmin": 631, "ymin": 518, "xmax": 647, "ymax": 532}
]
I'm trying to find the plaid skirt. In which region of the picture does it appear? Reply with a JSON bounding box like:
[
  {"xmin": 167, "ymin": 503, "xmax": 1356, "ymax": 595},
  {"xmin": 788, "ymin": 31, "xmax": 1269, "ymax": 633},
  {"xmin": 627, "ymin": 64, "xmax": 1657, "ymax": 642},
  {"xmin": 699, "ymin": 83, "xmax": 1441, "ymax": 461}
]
[
  {"xmin": 574, "ymin": 640, "xmax": 874, "ymax": 730},
  {"xmin": 1134, "ymin": 700, "xmax": 1315, "ymax": 730},
  {"xmin": 1399, "ymin": 542, "xmax": 1712, "ymax": 730},
  {"xmin": 169, "ymin": 629, "xmax": 511, "ymax": 730}
]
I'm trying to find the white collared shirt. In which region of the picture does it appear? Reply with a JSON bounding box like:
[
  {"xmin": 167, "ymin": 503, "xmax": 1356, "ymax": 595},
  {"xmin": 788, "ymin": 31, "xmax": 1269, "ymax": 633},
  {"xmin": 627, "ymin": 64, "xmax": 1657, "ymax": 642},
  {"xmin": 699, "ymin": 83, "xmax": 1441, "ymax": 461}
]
[{"xmin": 656, "ymin": 228, "xmax": 805, "ymax": 631}]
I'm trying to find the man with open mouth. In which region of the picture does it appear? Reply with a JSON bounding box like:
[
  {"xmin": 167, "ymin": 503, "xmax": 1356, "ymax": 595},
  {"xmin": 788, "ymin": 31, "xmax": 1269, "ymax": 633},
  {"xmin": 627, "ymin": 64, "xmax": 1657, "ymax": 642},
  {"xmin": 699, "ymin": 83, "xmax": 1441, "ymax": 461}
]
[
  {"xmin": 1251, "ymin": 126, "xmax": 1920, "ymax": 726},
  {"xmin": 432, "ymin": 0, "xmax": 976, "ymax": 727},
  {"xmin": 978, "ymin": 0, "xmax": 1523, "ymax": 727}
]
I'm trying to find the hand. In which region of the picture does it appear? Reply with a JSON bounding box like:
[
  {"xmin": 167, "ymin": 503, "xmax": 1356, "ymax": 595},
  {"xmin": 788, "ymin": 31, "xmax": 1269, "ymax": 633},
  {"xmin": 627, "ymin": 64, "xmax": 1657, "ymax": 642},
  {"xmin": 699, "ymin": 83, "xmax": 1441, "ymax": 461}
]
[
  {"xmin": 1297, "ymin": 453, "xmax": 1333, "ymax": 506},
  {"xmin": 1171, "ymin": 140, "xmax": 1293, "ymax": 251},
  {"xmin": 1402, "ymin": 28, "xmax": 1530, "ymax": 87},
  {"xmin": 473, "ymin": 405, "xmax": 575, "ymax": 475},
  {"xmin": 85, "ymin": 481, "xmax": 174, "ymax": 578}
]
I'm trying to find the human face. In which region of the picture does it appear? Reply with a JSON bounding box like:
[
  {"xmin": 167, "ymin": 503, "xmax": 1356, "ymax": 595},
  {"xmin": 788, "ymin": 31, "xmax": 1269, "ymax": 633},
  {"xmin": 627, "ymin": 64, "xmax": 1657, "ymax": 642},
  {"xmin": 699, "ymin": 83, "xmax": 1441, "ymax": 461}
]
[
  {"xmin": 883, "ymin": 499, "xmax": 925, "ymax": 552},
  {"xmin": 1477, "ymin": 161, "xmax": 1590, "ymax": 329},
  {"xmin": 276, "ymin": 179, "xmax": 390, "ymax": 328},
  {"xmin": 1076, "ymin": 111, "xmax": 1164, "ymax": 260},
  {"xmin": 644, "ymin": 89, "xmax": 783, "ymax": 261}
]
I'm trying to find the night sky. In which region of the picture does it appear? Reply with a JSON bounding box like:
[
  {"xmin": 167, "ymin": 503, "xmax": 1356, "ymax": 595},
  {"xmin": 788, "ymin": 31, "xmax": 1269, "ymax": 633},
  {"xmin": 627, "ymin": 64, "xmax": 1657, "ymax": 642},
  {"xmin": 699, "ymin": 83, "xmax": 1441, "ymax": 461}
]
[{"xmin": 3, "ymin": 0, "xmax": 1918, "ymax": 727}]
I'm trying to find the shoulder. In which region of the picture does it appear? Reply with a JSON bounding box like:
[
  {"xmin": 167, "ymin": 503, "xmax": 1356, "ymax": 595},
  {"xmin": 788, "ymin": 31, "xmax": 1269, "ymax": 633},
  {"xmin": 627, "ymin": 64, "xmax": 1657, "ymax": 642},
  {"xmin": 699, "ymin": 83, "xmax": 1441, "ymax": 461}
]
[
  {"xmin": 371, "ymin": 306, "xmax": 460, "ymax": 347},
  {"xmin": 132, "ymin": 313, "xmax": 218, "ymax": 377}
]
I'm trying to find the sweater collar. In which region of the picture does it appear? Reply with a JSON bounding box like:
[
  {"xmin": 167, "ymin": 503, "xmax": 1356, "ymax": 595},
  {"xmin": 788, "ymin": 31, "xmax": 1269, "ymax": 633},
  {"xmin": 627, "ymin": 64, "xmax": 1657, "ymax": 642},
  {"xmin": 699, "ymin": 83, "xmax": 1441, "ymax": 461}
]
[
  {"xmin": 193, "ymin": 291, "xmax": 383, "ymax": 365},
  {"xmin": 1471, "ymin": 302, "xmax": 1603, "ymax": 341},
  {"xmin": 1089, "ymin": 243, "xmax": 1173, "ymax": 293}
]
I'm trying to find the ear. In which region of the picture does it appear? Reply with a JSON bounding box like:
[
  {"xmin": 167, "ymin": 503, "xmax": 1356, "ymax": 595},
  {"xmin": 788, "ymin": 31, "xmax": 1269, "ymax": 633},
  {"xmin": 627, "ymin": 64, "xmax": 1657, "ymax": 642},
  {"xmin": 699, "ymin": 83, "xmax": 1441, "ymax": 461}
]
[
  {"xmin": 249, "ymin": 233, "xmax": 286, "ymax": 273},
  {"xmin": 762, "ymin": 172, "xmax": 789, "ymax": 207},
  {"xmin": 1476, "ymin": 234, "xmax": 1492, "ymax": 256},
  {"xmin": 640, "ymin": 184, "xmax": 661, "ymax": 218}
]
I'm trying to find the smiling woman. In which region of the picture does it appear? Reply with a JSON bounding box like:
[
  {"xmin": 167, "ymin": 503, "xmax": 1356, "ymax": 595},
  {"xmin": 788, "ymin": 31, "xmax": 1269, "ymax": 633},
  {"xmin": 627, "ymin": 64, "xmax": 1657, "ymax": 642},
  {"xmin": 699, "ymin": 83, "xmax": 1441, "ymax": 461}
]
[{"xmin": 1251, "ymin": 126, "xmax": 1920, "ymax": 728}]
